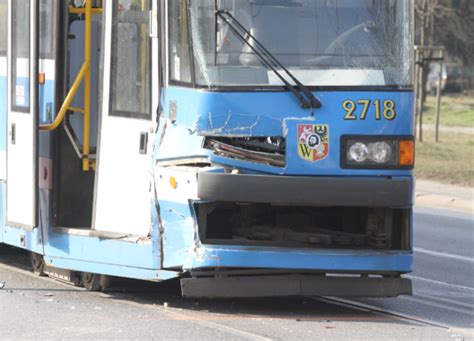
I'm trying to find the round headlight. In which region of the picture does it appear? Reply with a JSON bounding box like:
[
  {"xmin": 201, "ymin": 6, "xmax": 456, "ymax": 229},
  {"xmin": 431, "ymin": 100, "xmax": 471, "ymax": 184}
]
[
  {"xmin": 348, "ymin": 143, "xmax": 369, "ymax": 163},
  {"xmin": 368, "ymin": 142, "xmax": 392, "ymax": 164}
]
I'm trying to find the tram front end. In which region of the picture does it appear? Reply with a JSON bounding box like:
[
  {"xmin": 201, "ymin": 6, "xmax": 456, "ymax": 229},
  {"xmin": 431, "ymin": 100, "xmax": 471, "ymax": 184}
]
[{"xmin": 156, "ymin": 0, "xmax": 415, "ymax": 298}]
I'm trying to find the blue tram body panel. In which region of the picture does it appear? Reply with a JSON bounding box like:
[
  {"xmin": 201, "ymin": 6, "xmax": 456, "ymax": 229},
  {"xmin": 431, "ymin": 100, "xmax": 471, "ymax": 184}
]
[
  {"xmin": 160, "ymin": 87, "xmax": 414, "ymax": 176},
  {"xmin": 0, "ymin": 87, "xmax": 415, "ymax": 278},
  {"xmin": 154, "ymin": 87, "xmax": 414, "ymax": 274},
  {"xmin": 184, "ymin": 247, "xmax": 413, "ymax": 273},
  {"xmin": 0, "ymin": 81, "xmax": 415, "ymax": 282}
]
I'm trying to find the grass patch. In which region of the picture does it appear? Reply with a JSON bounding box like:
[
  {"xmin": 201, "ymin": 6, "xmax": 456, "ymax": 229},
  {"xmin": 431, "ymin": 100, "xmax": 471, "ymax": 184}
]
[
  {"xmin": 415, "ymin": 131, "xmax": 474, "ymax": 186},
  {"xmin": 422, "ymin": 95, "xmax": 474, "ymax": 128}
]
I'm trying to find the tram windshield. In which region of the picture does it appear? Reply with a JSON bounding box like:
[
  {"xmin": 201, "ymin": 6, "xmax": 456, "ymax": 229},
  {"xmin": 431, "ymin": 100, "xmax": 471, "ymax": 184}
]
[{"xmin": 170, "ymin": 0, "xmax": 413, "ymax": 88}]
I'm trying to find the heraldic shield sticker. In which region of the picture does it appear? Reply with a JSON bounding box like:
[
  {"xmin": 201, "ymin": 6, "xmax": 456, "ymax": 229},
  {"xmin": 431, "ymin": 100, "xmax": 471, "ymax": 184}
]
[{"xmin": 297, "ymin": 124, "xmax": 329, "ymax": 162}]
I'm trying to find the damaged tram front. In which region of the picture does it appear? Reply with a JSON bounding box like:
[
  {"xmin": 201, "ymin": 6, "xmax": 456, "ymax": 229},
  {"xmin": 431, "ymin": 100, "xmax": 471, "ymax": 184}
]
[{"xmin": 0, "ymin": 0, "xmax": 415, "ymax": 297}]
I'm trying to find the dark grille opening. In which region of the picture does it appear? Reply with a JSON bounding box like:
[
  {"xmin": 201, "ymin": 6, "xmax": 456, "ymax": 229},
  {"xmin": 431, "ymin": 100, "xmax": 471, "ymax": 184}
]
[
  {"xmin": 196, "ymin": 202, "xmax": 410, "ymax": 250},
  {"xmin": 203, "ymin": 137, "xmax": 286, "ymax": 167}
]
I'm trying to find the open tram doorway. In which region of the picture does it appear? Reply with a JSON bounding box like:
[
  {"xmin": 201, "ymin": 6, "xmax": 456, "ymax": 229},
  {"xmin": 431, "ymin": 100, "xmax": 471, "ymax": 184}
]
[
  {"xmin": 52, "ymin": 1, "xmax": 102, "ymax": 229},
  {"xmin": 52, "ymin": 0, "xmax": 156, "ymax": 236}
]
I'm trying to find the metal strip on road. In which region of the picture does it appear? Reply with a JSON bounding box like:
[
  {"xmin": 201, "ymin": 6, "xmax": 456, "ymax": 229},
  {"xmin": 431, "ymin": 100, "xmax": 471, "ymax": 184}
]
[
  {"xmin": 312, "ymin": 296, "xmax": 452, "ymax": 330},
  {"xmin": 399, "ymin": 296, "xmax": 474, "ymax": 315},
  {"xmin": 414, "ymin": 247, "xmax": 474, "ymax": 263},
  {"xmin": 406, "ymin": 275, "xmax": 474, "ymax": 292},
  {"xmin": 0, "ymin": 262, "xmax": 272, "ymax": 341},
  {"xmin": 107, "ymin": 296, "xmax": 274, "ymax": 341},
  {"xmin": 0, "ymin": 259, "xmax": 469, "ymax": 339},
  {"xmin": 413, "ymin": 294, "xmax": 474, "ymax": 311}
]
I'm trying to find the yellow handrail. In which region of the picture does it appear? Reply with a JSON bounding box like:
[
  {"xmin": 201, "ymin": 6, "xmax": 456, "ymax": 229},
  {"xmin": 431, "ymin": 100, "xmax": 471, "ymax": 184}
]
[
  {"xmin": 39, "ymin": 63, "xmax": 88, "ymax": 131},
  {"xmin": 82, "ymin": 0, "xmax": 92, "ymax": 171},
  {"xmin": 39, "ymin": 0, "xmax": 96, "ymax": 171}
]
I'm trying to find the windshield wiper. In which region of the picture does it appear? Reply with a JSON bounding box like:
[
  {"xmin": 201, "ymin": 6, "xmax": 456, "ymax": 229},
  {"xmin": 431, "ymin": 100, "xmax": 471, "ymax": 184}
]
[{"xmin": 216, "ymin": 10, "xmax": 321, "ymax": 109}]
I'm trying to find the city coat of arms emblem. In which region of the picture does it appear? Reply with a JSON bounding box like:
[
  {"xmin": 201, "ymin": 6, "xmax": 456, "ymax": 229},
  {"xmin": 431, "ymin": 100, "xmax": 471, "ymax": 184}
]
[{"xmin": 297, "ymin": 124, "xmax": 329, "ymax": 162}]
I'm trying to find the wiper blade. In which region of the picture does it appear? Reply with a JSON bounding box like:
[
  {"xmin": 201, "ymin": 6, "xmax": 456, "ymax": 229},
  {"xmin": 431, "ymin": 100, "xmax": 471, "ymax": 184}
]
[{"xmin": 216, "ymin": 10, "xmax": 321, "ymax": 109}]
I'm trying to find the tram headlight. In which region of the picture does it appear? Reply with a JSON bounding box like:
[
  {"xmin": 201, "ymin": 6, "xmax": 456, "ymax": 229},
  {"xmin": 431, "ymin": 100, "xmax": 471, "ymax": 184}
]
[
  {"xmin": 348, "ymin": 143, "xmax": 369, "ymax": 163},
  {"xmin": 342, "ymin": 136, "xmax": 414, "ymax": 169},
  {"xmin": 367, "ymin": 142, "xmax": 392, "ymax": 164}
]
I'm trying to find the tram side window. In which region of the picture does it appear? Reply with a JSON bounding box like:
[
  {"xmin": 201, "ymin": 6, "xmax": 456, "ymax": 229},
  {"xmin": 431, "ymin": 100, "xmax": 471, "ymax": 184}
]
[
  {"xmin": 169, "ymin": 0, "xmax": 192, "ymax": 84},
  {"xmin": 0, "ymin": 0, "xmax": 6, "ymax": 56},
  {"xmin": 39, "ymin": 0, "xmax": 56, "ymax": 59},
  {"xmin": 111, "ymin": 0, "xmax": 150, "ymax": 119},
  {"xmin": 11, "ymin": 0, "xmax": 30, "ymax": 112}
]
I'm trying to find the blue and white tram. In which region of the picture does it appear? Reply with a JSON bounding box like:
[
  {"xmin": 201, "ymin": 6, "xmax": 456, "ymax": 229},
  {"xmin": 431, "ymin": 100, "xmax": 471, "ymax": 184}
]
[{"xmin": 0, "ymin": 0, "xmax": 415, "ymax": 297}]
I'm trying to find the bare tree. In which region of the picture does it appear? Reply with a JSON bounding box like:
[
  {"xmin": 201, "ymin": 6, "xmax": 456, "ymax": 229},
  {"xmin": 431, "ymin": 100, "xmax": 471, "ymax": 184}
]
[
  {"xmin": 416, "ymin": 0, "xmax": 474, "ymax": 67},
  {"xmin": 414, "ymin": 0, "xmax": 473, "ymax": 142}
]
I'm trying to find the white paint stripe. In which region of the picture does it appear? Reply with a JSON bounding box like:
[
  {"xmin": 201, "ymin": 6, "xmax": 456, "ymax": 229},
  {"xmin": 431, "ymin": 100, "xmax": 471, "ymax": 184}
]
[
  {"xmin": 406, "ymin": 275, "xmax": 474, "ymax": 292},
  {"xmin": 414, "ymin": 247, "xmax": 474, "ymax": 263},
  {"xmin": 399, "ymin": 296, "xmax": 474, "ymax": 315}
]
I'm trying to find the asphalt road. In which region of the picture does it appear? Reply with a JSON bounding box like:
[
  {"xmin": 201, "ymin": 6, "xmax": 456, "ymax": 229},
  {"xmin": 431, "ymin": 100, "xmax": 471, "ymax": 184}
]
[
  {"xmin": 354, "ymin": 207, "xmax": 474, "ymax": 332},
  {"xmin": 0, "ymin": 208, "xmax": 473, "ymax": 340}
]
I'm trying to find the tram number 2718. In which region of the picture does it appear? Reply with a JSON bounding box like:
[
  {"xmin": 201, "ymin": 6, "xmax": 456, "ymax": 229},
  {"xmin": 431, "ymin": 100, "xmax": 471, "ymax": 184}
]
[{"xmin": 343, "ymin": 99, "xmax": 397, "ymax": 121}]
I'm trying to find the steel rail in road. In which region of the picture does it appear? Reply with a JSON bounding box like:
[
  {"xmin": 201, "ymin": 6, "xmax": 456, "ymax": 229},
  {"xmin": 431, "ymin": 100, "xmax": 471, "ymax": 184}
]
[
  {"xmin": 106, "ymin": 297, "xmax": 274, "ymax": 341},
  {"xmin": 310, "ymin": 296, "xmax": 452, "ymax": 329},
  {"xmin": 2, "ymin": 259, "xmax": 473, "ymax": 340},
  {"xmin": 0, "ymin": 261, "xmax": 272, "ymax": 341},
  {"xmin": 0, "ymin": 260, "xmax": 432, "ymax": 339},
  {"xmin": 310, "ymin": 295, "xmax": 474, "ymax": 340}
]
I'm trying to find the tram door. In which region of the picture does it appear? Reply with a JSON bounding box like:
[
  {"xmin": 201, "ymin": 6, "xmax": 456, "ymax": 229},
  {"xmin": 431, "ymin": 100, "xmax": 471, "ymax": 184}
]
[
  {"xmin": 6, "ymin": 0, "xmax": 38, "ymax": 228},
  {"xmin": 93, "ymin": 0, "xmax": 154, "ymax": 235}
]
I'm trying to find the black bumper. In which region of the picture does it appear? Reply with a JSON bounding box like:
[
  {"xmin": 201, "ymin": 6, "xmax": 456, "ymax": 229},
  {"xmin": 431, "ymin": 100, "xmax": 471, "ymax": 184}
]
[
  {"xmin": 198, "ymin": 173, "xmax": 413, "ymax": 208},
  {"xmin": 181, "ymin": 275, "xmax": 412, "ymax": 298}
]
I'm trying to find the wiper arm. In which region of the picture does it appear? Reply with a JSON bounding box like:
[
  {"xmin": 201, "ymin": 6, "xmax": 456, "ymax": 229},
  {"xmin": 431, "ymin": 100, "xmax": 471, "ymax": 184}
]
[{"xmin": 216, "ymin": 10, "xmax": 321, "ymax": 109}]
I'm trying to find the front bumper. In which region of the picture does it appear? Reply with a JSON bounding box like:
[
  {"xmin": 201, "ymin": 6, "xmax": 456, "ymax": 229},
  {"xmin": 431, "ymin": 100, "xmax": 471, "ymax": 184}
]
[
  {"xmin": 181, "ymin": 274, "xmax": 412, "ymax": 298},
  {"xmin": 198, "ymin": 173, "xmax": 413, "ymax": 208},
  {"xmin": 192, "ymin": 173, "xmax": 413, "ymax": 281},
  {"xmin": 182, "ymin": 246, "xmax": 413, "ymax": 298}
]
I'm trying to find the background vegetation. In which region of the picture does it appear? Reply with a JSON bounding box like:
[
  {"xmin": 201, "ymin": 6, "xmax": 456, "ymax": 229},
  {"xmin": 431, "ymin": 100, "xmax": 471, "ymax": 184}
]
[{"xmin": 414, "ymin": 1, "xmax": 473, "ymax": 187}]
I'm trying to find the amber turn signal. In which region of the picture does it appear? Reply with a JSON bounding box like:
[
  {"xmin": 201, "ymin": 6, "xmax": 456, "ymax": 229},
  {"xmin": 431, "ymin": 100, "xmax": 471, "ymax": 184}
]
[{"xmin": 399, "ymin": 140, "xmax": 414, "ymax": 166}]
